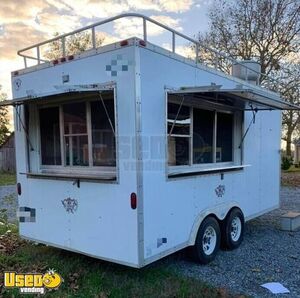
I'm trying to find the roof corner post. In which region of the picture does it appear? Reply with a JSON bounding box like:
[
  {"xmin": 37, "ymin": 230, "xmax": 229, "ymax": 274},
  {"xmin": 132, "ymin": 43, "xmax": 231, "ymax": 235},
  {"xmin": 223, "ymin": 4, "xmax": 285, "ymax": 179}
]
[
  {"xmin": 143, "ymin": 18, "xmax": 147, "ymax": 42},
  {"xmin": 62, "ymin": 36, "xmax": 66, "ymax": 57},
  {"xmin": 92, "ymin": 27, "xmax": 96, "ymax": 48}
]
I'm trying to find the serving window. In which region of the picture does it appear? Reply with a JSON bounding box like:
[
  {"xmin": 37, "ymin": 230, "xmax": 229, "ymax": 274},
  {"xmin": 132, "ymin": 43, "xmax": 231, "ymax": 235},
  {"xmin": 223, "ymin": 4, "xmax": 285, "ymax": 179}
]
[
  {"xmin": 27, "ymin": 90, "xmax": 117, "ymax": 179},
  {"xmin": 167, "ymin": 95, "xmax": 242, "ymax": 175}
]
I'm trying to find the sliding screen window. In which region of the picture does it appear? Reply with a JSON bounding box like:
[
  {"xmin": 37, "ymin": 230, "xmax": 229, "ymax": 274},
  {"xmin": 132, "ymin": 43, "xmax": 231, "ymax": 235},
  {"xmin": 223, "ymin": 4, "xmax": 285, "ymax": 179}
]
[
  {"xmin": 167, "ymin": 94, "xmax": 242, "ymax": 175},
  {"xmin": 34, "ymin": 90, "xmax": 117, "ymax": 179}
]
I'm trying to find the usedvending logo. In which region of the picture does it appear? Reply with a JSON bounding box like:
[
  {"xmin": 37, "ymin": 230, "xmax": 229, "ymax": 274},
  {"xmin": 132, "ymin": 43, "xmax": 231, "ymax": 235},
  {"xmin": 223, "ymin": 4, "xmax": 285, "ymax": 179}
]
[{"xmin": 4, "ymin": 269, "xmax": 63, "ymax": 295}]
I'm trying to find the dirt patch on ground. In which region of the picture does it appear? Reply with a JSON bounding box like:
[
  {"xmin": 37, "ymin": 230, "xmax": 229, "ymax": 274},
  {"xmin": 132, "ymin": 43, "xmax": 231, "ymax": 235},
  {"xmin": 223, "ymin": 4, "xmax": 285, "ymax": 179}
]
[
  {"xmin": 0, "ymin": 232, "xmax": 26, "ymax": 255},
  {"xmin": 281, "ymin": 172, "xmax": 300, "ymax": 187}
]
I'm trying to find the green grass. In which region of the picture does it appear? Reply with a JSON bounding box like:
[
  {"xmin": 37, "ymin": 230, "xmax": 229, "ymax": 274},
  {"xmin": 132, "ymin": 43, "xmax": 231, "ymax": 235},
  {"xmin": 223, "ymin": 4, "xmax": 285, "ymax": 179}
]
[
  {"xmin": 0, "ymin": 233, "xmax": 241, "ymax": 298},
  {"xmin": 0, "ymin": 172, "xmax": 16, "ymax": 186},
  {"xmin": 284, "ymin": 165, "xmax": 300, "ymax": 173}
]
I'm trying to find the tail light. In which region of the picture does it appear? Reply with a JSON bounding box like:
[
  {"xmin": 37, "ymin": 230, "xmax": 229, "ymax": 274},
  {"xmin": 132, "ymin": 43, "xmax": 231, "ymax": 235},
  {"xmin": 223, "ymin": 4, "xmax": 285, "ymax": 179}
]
[
  {"xmin": 17, "ymin": 183, "xmax": 22, "ymax": 196},
  {"xmin": 130, "ymin": 193, "xmax": 137, "ymax": 210}
]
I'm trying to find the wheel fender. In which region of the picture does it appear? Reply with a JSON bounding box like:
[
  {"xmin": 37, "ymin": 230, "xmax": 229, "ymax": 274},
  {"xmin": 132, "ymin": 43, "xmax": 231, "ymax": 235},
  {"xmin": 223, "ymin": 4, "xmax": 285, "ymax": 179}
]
[{"xmin": 188, "ymin": 201, "xmax": 241, "ymax": 246}]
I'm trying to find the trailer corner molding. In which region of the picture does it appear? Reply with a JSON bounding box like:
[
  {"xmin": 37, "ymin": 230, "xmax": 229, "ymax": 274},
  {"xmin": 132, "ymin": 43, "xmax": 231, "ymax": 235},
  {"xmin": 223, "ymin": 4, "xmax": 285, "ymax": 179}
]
[
  {"xmin": 215, "ymin": 185, "xmax": 226, "ymax": 198},
  {"xmin": 61, "ymin": 198, "xmax": 78, "ymax": 214}
]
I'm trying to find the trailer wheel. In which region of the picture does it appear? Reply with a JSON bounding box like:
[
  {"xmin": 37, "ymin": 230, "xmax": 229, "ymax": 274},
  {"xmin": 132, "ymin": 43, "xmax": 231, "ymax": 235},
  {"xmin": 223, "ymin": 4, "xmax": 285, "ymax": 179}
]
[
  {"xmin": 221, "ymin": 208, "xmax": 244, "ymax": 250},
  {"xmin": 190, "ymin": 216, "xmax": 221, "ymax": 264}
]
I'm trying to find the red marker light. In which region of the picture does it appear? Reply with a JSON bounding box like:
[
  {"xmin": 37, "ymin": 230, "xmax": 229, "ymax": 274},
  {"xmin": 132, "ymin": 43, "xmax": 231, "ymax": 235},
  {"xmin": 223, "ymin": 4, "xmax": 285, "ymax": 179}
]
[
  {"xmin": 139, "ymin": 40, "xmax": 146, "ymax": 47},
  {"xmin": 130, "ymin": 193, "xmax": 137, "ymax": 210},
  {"xmin": 60, "ymin": 57, "xmax": 66, "ymax": 63},
  {"xmin": 68, "ymin": 55, "xmax": 74, "ymax": 61},
  {"xmin": 17, "ymin": 183, "xmax": 22, "ymax": 196},
  {"xmin": 53, "ymin": 59, "xmax": 59, "ymax": 65},
  {"xmin": 120, "ymin": 40, "xmax": 129, "ymax": 46}
]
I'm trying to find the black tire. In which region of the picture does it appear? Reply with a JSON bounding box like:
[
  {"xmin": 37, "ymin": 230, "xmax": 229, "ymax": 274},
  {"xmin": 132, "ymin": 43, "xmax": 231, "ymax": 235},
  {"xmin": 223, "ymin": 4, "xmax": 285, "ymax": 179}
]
[
  {"xmin": 190, "ymin": 216, "xmax": 221, "ymax": 264},
  {"xmin": 221, "ymin": 208, "xmax": 244, "ymax": 250}
]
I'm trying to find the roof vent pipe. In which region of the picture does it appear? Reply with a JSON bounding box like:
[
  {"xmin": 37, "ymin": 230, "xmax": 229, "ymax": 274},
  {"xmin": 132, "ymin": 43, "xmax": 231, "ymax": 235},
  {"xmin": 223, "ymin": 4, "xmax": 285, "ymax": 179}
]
[{"xmin": 231, "ymin": 60, "xmax": 261, "ymax": 85}]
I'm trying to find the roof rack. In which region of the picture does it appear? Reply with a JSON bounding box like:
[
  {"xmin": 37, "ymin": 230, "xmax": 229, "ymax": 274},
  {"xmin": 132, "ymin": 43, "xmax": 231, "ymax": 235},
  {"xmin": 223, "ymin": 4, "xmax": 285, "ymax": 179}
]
[{"xmin": 17, "ymin": 13, "xmax": 278, "ymax": 91}]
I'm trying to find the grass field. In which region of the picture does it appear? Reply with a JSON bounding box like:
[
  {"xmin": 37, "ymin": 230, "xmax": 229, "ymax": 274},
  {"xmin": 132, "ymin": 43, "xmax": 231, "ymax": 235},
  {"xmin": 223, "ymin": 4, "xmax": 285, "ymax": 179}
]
[
  {"xmin": 0, "ymin": 228, "xmax": 242, "ymax": 298},
  {"xmin": 284, "ymin": 165, "xmax": 300, "ymax": 173},
  {"xmin": 0, "ymin": 172, "xmax": 16, "ymax": 186}
]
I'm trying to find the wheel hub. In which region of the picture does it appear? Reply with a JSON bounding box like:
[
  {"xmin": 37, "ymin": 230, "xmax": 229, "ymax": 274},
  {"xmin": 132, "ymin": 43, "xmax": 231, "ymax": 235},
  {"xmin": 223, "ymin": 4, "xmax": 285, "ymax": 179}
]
[
  {"xmin": 230, "ymin": 216, "xmax": 242, "ymax": 241},
  {"xmin": 202, "ymin": 226, "xmax": 217, "ymax": 255}
]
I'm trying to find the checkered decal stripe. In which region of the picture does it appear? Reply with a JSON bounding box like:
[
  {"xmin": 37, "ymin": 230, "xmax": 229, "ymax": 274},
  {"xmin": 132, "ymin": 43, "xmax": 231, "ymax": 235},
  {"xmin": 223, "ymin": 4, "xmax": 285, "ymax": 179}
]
[
  {"xmin": 106, "ymin": 54, "xmax": 132, "ymax": 77},
  {"xmin": 18, "ymin": 207, "xmax": 36, "ymax": 223}
]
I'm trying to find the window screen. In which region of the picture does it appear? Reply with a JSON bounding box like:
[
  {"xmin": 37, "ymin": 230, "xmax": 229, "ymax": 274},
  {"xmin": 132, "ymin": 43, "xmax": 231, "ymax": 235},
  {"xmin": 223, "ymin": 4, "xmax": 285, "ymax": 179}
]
[
  {"xmin": 168, "ymin": 102, "xmax": 191, "ymax": 166},
  {"xmin": 38, "ymin": 90, "xmax": 117, "ymax": 171},
  {"xmin": 39, "ymin": 107, "xmax": 61, "ymax": 165},
  {"xmin": 193, "ymin": 108, "xmax": 214, "ymax": 164},
  {"xmin": 91, "ymin": 99, "xmax": 116, "ymax": 166},
  {"xmin": 167, "ymin": 95, "xmax": 238, "ymax": 168},
  {"xmin": 216, "ymin": 112, "xmax": 233, "ymax": 162},
  {"xmin": 63, "ymin": 102, "xmax": 88, "ymax": 166}
]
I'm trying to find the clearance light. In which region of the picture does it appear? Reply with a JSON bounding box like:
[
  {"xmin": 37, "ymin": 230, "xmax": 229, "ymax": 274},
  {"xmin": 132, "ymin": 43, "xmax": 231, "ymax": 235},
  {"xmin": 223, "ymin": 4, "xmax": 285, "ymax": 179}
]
[
  {"xmin": 139, "ymin": 40, "xmax": 146, "ymax": 47},
  {"xmin": 67, "ymin": 55, "xmax": 74, "ymax": 61},
  {"xmin": 60, "ymin": 57, "xmax": 66, "ymax": 63},
  {"xmin": 53, "ymin": 59, "xmax": 59, "ymax": 65},
  {"xmin": 130, "ymin": 193, "xmax": 137, "ymax": 210},
  {"xmin": 120, "ymin": 40, "xmax": 129, "ymax": 46}
]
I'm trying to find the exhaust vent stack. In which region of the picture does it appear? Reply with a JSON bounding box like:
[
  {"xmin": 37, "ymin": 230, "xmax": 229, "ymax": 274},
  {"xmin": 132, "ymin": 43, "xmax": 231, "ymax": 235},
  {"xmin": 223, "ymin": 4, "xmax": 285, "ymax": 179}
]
[{"xmin": 231, "ymin": 60, "xmax": 261, "ymax": 85}]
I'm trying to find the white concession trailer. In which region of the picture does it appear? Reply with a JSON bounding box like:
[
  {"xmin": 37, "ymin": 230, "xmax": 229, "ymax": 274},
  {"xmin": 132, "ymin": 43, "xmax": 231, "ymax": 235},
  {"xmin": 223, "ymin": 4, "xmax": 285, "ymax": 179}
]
[{"xmin": 1, "ymin": 14, "xmax": 299, "ymax": 267}]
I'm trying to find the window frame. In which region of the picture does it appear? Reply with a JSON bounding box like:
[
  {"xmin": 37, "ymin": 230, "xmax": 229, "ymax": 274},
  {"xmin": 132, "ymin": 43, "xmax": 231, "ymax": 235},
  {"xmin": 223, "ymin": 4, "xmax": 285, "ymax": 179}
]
[
  {"xmin": 35, "ymin": 89, "xmax": 118, "ymax": 179},
  {"xmin": 166, "ymin": 94, "xmax": 243, "ymax": 176}
]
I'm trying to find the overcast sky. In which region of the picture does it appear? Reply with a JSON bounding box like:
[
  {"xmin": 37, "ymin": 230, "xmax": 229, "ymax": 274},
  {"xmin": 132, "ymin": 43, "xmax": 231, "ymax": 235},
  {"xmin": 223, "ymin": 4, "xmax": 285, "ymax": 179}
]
[{"xmin": 0, "ymin": 0, "xmax": 212, "ymax": 98}]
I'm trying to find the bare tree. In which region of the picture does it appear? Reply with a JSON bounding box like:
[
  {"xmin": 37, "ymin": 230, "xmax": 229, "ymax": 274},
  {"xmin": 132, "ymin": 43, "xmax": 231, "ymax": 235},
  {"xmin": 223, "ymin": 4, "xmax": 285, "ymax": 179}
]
[
  {"xmin": 197, "ymin": 0, "xmax": 300, "ymax": 76},
  {"xmin": 44, "ymin": 31, "xmax": 105, "ymax": 60},
  {"xmin": 197, "ymin": 0, "xmax": 300, "ymax": 156},
  {"xmin": 272, "ymin": 63, "xmax": 300, "ymax": 156},
  {"xmin": 0, "ymin": 86, "xmax": 10, "ymax": 146}
]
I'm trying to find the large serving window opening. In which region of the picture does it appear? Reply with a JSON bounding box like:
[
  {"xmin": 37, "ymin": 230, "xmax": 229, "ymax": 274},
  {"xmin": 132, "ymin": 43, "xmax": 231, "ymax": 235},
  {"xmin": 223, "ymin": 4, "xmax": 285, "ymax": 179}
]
[
  {"xmin": 27, "ymin": 89, "xmax": 117, "ymax": 179},
  {"xmin": 165, "ymin": 85, "xmax": 300, "ymax": 177},
  {"xmin": 167, "ymin": 92, "xmax": 242, "ymax": 175}
]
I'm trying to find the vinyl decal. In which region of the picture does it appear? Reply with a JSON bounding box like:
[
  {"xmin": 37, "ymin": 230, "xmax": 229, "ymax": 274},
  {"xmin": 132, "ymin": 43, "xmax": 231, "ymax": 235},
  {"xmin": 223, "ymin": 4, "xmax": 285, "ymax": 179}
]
[
  {"xmin": 62, "ymin": 198, "xmax": 78, "ymax": 213},
  {"xmin": 18, "ymin": 207, "xmax": 36, "ymax": 223},
  {"xmin": 215, "ymin": 185, "xmax": 225, "ymax": 197},
  {"xmin": 106, "ymin": 54, "xmax": 132, "ymax": 77},
  {"xmin": 13, "ymin": 79, "xmax": 22, "ymax": 91}
]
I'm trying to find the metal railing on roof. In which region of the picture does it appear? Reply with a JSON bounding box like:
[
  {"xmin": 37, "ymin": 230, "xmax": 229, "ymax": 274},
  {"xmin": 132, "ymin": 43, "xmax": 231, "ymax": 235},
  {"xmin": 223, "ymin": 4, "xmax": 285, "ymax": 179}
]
[{"xmin": 17, "ymin": 13, "xmax": 277, "ymax": 90}]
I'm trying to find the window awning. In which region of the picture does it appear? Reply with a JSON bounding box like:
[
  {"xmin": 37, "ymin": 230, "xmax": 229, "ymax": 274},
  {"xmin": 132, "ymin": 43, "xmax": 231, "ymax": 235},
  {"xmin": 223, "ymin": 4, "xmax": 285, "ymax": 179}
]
[
  {"xmin": 0, "ymin": 83, "xmax": 115, "ymax": 107},
  {"xmin": 168, "ymin": 86, "xmax": 300, "ymax": 111}
]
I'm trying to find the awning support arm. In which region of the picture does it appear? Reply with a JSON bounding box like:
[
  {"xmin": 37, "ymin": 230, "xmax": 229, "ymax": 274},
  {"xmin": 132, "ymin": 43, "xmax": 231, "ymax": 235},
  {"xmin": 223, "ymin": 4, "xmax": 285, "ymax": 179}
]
[
  {"xmin": 239, "ymin": 104, "xmax": 258, "ymax": 149},
  {"xmin": 168, "ymin": 95, "xmax": 185, "ymax": 136},
  {"xmin": 14, "ymin": 106, "xmax": 34, "ymax": 151},
  {"xmin": 98, "ymin": 92, "xmax": 115, "ymax": 136}
]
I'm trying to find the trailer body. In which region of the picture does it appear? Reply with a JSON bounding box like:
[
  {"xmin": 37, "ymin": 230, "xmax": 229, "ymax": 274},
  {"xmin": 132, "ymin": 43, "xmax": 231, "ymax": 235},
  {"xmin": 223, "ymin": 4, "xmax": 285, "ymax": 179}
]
[{"xmin": 4, "ymin": 15, "xmax": 296, "ymax": 267}]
